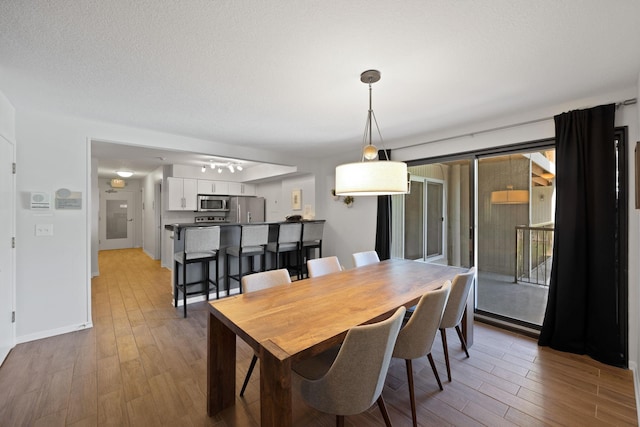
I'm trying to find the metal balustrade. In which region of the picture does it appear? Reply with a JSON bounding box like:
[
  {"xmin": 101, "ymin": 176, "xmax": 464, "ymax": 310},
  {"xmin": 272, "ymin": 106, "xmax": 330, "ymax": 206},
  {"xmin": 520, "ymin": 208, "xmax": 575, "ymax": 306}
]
[{"xmin": 515, "ymin": 225, "xmax": 554, "ymax": 286}]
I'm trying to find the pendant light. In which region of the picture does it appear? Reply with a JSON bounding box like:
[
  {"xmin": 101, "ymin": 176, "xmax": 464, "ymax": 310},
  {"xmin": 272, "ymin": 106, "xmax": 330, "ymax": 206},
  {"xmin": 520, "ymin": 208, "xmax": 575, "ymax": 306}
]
[{"xmin": 335, "ymin": 70, "xmax": 408, "ymax": 196}]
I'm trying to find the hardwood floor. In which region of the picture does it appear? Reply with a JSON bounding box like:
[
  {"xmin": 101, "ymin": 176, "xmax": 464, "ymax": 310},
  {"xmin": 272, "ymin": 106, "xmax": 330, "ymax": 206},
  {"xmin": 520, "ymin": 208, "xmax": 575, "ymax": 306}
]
[{"xmin": 0, "ymin": 248, "xmax": 637, "ymax": 426}]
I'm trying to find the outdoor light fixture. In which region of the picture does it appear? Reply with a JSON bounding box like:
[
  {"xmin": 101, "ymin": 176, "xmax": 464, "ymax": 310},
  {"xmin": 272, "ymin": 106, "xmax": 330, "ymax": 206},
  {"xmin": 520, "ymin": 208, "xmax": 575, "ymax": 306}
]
[
  {"xmin": 490, "ymin": 186, "xmax": 529, "ymax": 204},
  {"xmin": 335, "ymin": 70, "xmax": 408, "ymax": 196}
]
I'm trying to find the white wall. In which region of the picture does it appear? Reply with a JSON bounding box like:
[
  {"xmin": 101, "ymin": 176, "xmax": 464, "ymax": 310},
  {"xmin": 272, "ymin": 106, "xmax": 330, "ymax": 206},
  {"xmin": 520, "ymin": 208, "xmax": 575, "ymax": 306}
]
[
  {"xmin": 142, "ymin": 166, "xmax": 163, "ymax": 260},
  {"xmin": 13, "ymin": 107, "xmax": 313, "ymax": 342},
  {"xmin": 0, "ymin": 89, "xmax": 16, "ymax": 362}
]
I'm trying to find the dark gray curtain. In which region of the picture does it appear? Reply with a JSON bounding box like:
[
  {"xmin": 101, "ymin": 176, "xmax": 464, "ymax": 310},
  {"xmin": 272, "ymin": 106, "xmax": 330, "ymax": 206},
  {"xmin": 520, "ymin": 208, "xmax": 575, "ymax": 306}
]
[
  {"xmin": 375, "ymin": 149, "xmax": 392, "ymax": 260},
  {"xmin": 538, "ymin": 104, "xmax": 625, "ymax": 367}
]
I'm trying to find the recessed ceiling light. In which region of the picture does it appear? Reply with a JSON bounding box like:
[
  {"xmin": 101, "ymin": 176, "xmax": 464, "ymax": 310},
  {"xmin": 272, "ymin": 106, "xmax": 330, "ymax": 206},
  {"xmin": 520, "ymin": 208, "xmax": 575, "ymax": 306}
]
[{"xmin": 116, "ymin": 170, "xmax": 133, "ymax": 178}]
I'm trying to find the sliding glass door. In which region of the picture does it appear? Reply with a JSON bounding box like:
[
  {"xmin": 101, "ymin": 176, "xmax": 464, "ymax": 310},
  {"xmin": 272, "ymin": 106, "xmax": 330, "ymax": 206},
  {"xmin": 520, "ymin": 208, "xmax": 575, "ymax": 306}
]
[
  {"xmin": 392, "ymin": 161, "xmax": 472, "ymax": 269},
  {"xmin": 404, "ymin": 176, "xmax": 445, "ymax": 261},
  {"xmin": 475, "ymin": 149, "xmax": 555, "ymax": 327},
  {"xmin": 392, "ymin": 147, "xmax": 555, "ymax": 330}
]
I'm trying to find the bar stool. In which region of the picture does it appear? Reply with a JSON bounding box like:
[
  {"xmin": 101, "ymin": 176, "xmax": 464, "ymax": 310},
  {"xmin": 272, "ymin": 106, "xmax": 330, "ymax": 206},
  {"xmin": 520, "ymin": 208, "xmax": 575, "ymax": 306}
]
[
  {"xmin": 300, "ymin": 221, "xmax": 324, "ymax": 278},
  {"xmin": 226, "ymin": 224, "xmax": 269, "ymax": 294},
  {"xmin": 173, "ymin": 226, "xmax": 221, "ymax": 318},
  {"xmin": 266, "ymin": 222, "xmax": 302, "ymax": 279}
]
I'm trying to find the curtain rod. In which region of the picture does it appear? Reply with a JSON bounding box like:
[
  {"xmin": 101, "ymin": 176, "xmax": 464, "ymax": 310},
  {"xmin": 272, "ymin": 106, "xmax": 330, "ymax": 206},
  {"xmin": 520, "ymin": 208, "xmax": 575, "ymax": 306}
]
[{"xmin": 396, "ymin": 98, "xmax": 637, "ymax": 150}]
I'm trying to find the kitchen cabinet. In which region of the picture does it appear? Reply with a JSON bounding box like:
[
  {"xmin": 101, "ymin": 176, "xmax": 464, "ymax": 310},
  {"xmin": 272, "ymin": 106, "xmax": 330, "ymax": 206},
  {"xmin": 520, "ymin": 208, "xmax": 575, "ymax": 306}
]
[
  {"xmin": 167, "ymin": 177, "xmax": 197, "ymax": 210},
  {"xmin": 197, "ymin": 179, "xmax": 229, "ymax": 195},
  {"xmin": 228, "ymin": 182, "xmax": 256, "ymax": 196}
]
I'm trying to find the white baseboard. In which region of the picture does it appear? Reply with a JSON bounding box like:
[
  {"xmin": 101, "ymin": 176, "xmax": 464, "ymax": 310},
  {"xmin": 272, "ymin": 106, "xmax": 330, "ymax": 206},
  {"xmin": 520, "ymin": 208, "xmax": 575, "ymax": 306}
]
[
  {"xmin": 629, "ymin": 361, "xmax": 640, "ymax": 425},
  {"xmin": 143, "ymin": 248, "xmax": 158, "ymax": 260},
  {"xmin": 16, "ymin": 321, "xmax": 93, "ymax": 344},
  {"xmin": 0, "ymin": 345, "xmax": 12, "ymax": 367}
]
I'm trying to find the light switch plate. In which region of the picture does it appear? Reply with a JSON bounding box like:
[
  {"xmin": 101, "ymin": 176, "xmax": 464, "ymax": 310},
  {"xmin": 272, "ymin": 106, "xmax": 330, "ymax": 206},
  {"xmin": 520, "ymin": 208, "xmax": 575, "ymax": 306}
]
[{"xmin": 35, "ymin": 224, "xmax": 53, "ymax": 236}]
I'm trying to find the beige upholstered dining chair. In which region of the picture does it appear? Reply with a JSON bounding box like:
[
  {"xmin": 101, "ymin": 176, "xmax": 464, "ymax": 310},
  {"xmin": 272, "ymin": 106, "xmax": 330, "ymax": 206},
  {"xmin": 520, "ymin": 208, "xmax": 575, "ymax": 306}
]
[
  {"xmin": 352, "ymin": 250, "xmax": 380, "ymax": 267},
  {"xmin": 293, "ymin": 306, "xmax": 406, "ymax": 427},
  {"xmin": 307, "ymin": 256, "xmax": 342, "ymax": 278},
  {"xmin": 439, "ymin": 266, "xmax": 476, "ymax": 382},
  {"xmin": 239, "ymin": 269, "xmax": 292, "ymax": 396},
  {"xmin": 392, "ymin": 281, "xmax": 451, "ymax": 427}
]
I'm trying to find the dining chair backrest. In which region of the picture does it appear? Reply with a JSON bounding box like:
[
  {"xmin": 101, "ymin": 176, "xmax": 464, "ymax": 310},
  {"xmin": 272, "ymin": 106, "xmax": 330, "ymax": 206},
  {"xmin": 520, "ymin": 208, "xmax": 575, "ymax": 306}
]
[
  {"xmin": 352, "ymin": 250, "xmax": 380, "ymax": 268},
  {"xmin": 184, "ymin": 226, "xmax": 220, "ymax": 259},
  {"xmin": 393, "ymin": 281, "xmax": 451, "ymax": 360},
  {"xmin": 307, "ymin": 256, "xmax": 342, "ymax": 278},
  {"xmin": 440, "ymin": 267, "xmax": 476, "ymax": 329},
  {"xmin": 299, "ymin": 306, "xmax": 406, "ymax": 416},
  {"xmin": 241, "ymin": 268, "xmax": 292, "ymax": 293}
]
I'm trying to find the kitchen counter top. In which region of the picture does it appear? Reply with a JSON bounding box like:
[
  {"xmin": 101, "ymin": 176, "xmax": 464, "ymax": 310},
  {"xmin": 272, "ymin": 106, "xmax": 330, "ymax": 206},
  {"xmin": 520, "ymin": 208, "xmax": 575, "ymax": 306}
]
[{"xmin": 165, "ymin": 219, "xmax": 325, "ymax": 238}]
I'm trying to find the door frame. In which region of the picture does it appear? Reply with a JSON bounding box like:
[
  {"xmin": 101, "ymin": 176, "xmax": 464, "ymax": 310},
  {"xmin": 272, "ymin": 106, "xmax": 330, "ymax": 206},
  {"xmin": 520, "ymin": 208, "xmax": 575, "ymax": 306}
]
[{"xmin": 0, "ymin": 134, "xmax": 16, "ymax": 365}]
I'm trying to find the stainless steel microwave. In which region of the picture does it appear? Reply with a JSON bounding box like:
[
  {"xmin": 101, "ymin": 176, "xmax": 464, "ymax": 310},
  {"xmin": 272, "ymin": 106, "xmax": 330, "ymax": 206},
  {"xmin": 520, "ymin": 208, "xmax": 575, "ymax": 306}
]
[{"xmin": 197, "ymin": 195, "xmax": 229, "ymax": 212}]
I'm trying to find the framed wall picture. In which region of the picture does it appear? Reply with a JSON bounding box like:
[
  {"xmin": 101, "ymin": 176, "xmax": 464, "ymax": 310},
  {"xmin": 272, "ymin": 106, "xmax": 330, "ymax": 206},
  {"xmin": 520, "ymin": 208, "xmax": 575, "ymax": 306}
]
[{"xmin": 291, "ymin": 189, "xmax": 302, "ymax": 210}]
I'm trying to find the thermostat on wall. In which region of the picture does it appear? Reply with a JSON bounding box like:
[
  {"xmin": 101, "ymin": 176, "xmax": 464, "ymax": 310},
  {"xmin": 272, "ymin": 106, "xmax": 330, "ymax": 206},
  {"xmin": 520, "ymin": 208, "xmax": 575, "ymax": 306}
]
[{"xmin": 30, "ymin": 192, "xmax": 51, "ymax": 210}]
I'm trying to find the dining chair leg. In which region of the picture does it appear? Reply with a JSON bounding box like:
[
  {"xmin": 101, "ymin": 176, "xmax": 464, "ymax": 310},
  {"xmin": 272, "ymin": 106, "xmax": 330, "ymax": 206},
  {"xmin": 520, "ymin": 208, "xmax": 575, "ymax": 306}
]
[
  {"xmin": 376, "ymin": 395, "xmax": 393, "ymax": 427},
  {"xmin": 405, "ymin": 359, "xmax": 417, "ymax": 427},
  {"xmin": 336, "ymin": 415, "xmax": 344, "ymax": 427},
  {"xmin": 427, "ymin": 353, "xmax": 443, "ymax": 391},
  {"xmin": 240, "ymin": 354, "xmax": 258, "ymax": 397},
  {"xmin": 440, "ymin": 328, "xmax": 452, "ymax": 382},
  {"xmin": 455, "ymin": 324, "xmax": 470, "ymax": 357}
]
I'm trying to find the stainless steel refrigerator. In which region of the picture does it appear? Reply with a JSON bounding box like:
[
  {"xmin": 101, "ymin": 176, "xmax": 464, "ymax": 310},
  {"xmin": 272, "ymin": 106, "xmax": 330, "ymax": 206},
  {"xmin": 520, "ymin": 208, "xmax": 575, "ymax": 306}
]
[{"xmin": 228, "ymin": 196, "xmax": 265, "ymax": 223}]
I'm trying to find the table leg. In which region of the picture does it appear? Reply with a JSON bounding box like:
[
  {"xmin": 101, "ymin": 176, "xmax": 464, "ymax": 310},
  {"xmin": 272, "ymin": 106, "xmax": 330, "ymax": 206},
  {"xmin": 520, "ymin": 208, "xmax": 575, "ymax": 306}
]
[
  {"xmin": 259, "ymin": 344, "xmax": 292, "ymax": 427},
  {"xmin": 207, "ymin": 311, "xmax": 236, "ymax": 416}
]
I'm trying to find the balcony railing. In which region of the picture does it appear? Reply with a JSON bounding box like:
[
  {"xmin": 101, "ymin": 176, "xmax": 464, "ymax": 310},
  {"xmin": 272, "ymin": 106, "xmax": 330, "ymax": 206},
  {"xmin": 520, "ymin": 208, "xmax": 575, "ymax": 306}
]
[{"xmin": 515, "ymin": 225, "xmax": 554, "ymax": 286}]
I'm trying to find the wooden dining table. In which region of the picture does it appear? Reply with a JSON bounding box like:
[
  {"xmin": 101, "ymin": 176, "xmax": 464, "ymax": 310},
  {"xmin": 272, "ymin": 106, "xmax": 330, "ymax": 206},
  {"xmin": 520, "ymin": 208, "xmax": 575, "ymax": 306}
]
[{"xmin": 206, "ymin": 258, "xmax": 468, "ymax": 426}]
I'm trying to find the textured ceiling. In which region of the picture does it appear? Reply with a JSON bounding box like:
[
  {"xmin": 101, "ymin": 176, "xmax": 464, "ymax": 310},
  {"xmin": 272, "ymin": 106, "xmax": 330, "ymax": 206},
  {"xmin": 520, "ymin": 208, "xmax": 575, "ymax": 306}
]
[{"xmin": 1, "ymin": 1, "xmax": 639, "ymax": 168}]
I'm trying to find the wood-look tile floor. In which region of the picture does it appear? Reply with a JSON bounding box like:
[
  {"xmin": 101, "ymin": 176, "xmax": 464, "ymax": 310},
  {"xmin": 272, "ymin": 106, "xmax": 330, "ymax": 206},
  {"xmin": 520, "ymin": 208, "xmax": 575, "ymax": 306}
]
[{"xmin": 0, "ymin": 248, "xmax": 637, "ymax": 426}]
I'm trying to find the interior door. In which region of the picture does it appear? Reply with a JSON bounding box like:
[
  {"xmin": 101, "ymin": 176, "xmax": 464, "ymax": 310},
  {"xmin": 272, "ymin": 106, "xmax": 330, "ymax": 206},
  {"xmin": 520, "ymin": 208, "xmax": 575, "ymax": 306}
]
[
  {"xmin": 99, "ymin": 190, "xmax": 135, "ymax": 250},
  {"xmin": 0, "ymin": 136, "xmax": 15, "ymax": 364}
]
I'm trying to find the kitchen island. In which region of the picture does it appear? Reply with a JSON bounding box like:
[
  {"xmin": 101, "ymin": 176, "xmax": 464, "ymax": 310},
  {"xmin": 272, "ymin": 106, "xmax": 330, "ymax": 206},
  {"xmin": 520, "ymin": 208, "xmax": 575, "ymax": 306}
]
[{"xmin": 165, "ymin": 220, "xmax": 325, "ymax": 304}]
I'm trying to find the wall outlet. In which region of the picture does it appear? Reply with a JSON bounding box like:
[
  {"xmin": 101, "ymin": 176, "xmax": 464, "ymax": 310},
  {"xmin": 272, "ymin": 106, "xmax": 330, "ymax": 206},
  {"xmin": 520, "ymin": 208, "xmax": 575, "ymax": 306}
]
[{"xmin": 35, "ymin": 224, "xmax": 53, "ymax": 236}]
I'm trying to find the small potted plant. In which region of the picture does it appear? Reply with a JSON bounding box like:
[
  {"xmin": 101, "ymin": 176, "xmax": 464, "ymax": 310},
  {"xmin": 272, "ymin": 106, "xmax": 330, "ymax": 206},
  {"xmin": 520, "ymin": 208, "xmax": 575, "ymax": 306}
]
[{"xmin": 343, "ymin": 195, "xmax": 354, "ymax": 207}]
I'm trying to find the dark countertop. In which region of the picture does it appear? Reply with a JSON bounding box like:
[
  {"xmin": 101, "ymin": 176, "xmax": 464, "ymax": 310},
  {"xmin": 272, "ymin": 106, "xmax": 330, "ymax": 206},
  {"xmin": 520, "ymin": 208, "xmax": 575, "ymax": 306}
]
[
  {"xmin": 165, "ymin": 219, "xmax": 325, "ymax": 238},
  {"xmin": 164, "ymin": 219, "xmax": 324, "ymax": 232}
]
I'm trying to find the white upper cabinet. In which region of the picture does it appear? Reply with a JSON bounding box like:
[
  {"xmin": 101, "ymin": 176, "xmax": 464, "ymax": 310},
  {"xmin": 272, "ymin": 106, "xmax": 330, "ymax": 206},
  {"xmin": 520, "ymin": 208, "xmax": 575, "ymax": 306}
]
[
  {"xmin": 167, "ymin": 177, "xmax": 197, "ymax": 210},
  {"xmin": 197, "ymin": 179, "xmax": 229, "ymax": 195},
  {"xmin": 228, "ymin": 182, "xmax": 256, "ymax": 196}
]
